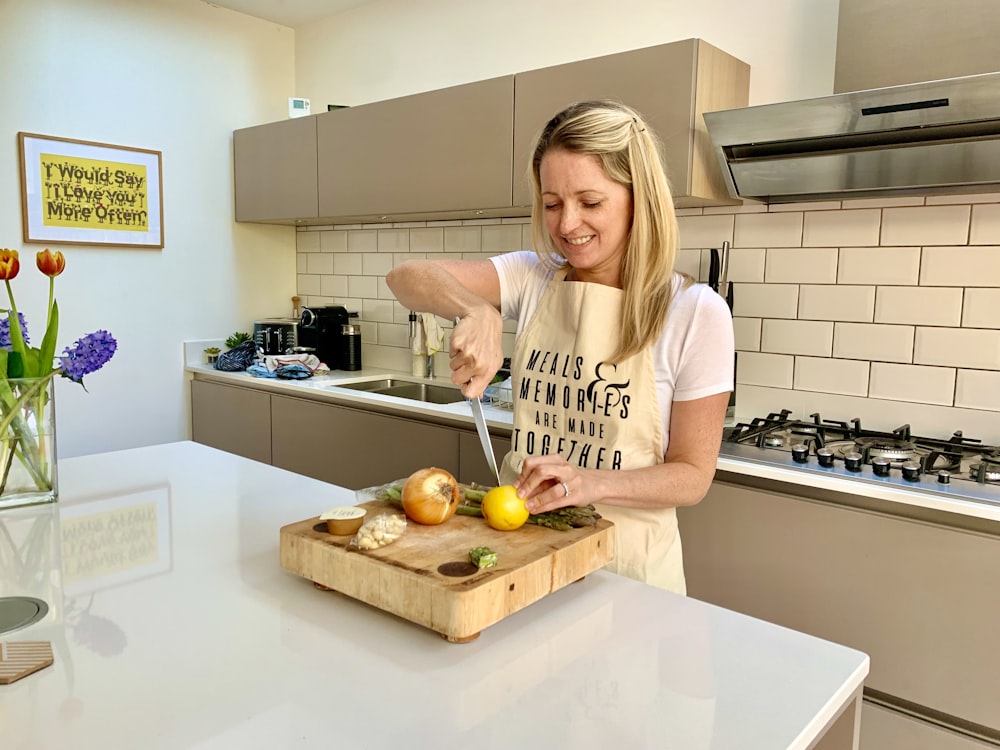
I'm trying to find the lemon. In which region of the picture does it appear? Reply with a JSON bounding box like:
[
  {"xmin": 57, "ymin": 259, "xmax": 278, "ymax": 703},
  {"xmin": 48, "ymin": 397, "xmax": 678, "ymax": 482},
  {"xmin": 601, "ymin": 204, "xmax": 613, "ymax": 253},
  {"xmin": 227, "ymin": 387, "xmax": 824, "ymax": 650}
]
[{"xmin": 481, "ymin": 485, "xmax": 530, "ymax": 531}]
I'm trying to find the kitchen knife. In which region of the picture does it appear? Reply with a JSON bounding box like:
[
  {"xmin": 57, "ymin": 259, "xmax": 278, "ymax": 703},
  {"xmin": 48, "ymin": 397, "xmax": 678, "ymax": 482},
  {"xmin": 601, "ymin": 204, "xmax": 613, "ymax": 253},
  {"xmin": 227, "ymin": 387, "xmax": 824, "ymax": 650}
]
[
  {"xmin": 718, "ymin": 240, "xmax": 731, "ymax": 299},
  {"xmin": 453, "ymin": 317, "xmax": 501, "ymax": 486},
  {"xmin": 708, "ymin": 247, "xmax": 720, "ymax": 292},
  {"xmin": 470, "ymin": 395, "xmax": 501, "ymax": 486}
]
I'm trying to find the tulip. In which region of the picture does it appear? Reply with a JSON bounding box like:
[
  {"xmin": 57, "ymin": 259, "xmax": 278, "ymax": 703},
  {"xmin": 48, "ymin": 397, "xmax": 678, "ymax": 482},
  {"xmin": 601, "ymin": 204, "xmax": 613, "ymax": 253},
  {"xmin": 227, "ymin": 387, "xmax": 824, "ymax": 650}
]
[
  {"xmin": 0, "ymin": 249, "xmax": 20, "ymax": 281},
  {"xmin": 36, "ymin": 249, "xmax": 65, "ymax": 278}
]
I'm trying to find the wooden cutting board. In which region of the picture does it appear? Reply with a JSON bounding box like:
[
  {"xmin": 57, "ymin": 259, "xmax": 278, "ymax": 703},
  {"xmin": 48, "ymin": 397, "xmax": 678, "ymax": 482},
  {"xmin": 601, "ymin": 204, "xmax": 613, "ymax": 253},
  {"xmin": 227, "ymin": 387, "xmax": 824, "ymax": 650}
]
[{"xmin": 280, "ymin": 499, "xmax": 614, "ymax": 642}]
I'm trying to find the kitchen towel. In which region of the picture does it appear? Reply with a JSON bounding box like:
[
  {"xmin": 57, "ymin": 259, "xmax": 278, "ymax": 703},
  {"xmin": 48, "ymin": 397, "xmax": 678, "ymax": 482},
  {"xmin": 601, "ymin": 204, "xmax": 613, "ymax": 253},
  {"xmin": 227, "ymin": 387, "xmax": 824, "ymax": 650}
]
[{"xmin": 421, "ymin": 313, "xmax": 444, "ymax": 356}]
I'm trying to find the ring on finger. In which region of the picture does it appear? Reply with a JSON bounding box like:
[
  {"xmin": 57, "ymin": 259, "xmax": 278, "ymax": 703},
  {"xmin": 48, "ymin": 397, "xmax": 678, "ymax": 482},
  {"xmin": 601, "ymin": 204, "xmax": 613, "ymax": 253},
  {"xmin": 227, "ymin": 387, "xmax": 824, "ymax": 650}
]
[{"xmin": 560, "ymin": 481, "xmax": 571, "ymax": 498}]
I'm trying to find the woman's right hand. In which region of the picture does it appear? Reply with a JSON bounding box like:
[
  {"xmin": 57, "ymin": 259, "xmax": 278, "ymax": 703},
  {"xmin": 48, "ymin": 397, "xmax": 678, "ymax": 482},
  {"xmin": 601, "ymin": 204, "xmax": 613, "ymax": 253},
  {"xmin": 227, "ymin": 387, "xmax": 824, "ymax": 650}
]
[{"xmin": 449, "ymin": 307, "xmax": 504, "ymax": 399}]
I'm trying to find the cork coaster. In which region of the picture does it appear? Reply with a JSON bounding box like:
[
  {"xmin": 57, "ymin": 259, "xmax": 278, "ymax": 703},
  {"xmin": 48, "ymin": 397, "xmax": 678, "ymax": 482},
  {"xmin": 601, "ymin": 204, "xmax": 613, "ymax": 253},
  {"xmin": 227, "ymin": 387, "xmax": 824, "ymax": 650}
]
[{"xmin": 0, "ymin": 641, "xmax": 54, "ymax": 684}]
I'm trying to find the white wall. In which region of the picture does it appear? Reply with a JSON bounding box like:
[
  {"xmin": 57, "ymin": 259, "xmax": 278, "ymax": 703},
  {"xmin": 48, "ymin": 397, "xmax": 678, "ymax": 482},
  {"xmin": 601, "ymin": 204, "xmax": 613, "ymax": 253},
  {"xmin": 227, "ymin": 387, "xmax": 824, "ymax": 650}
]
[
  {"xmin": 0, "ymin": 0, "xmax": 298, "ymax": 457},
  {"xmin": 295, "ymin": 0, "xmax": 840, "ymax": 109}
]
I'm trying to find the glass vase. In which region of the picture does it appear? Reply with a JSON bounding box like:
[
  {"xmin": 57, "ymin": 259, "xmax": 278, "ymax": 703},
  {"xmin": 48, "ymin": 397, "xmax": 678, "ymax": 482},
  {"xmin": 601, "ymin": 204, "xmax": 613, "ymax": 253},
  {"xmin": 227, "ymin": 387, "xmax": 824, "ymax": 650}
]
[{"xmin": 0, "ymin": 377, "xmax": 57, "ymax": 510}]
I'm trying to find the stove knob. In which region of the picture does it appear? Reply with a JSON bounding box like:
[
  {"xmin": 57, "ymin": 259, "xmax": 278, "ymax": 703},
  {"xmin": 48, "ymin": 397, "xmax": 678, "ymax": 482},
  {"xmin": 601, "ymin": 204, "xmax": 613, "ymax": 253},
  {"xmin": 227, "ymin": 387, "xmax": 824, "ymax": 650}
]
[
  {"xmin": 872, "ymin": 457, "xmax": 891, "ymax": 477},
  {"xmin": 901, "ymin": 461, "xmax": 921, "ymax": 481},
  {"xmin": 791, "ymin": 443, "xmax": 809, "ymax": 463},
  {"xmin": 844, "ymin": 452, "xmax": 863, "ymax": 472},
  {"xmin": 817, "ymin": 448, "xmax": 835, "ymax": 467},
  {"xmin": 937, "ymin": 470, "xmax": 951, "ymax": 484}
]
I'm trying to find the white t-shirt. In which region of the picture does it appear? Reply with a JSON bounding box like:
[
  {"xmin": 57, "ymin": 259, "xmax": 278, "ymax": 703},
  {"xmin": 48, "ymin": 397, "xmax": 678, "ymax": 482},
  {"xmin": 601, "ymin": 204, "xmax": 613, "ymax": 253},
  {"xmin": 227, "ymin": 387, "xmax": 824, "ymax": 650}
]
[{"xmin": 491, "ymin": 251, "xmax": 735, "ymax": 447}]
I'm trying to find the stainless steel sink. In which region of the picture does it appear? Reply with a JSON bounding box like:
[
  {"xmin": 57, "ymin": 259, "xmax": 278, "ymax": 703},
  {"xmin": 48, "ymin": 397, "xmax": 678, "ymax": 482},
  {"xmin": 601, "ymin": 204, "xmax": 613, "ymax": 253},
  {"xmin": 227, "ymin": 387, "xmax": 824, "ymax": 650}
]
[{"xmin": 332, "ymin": 378, "xmax": 465, "ymax": 405}]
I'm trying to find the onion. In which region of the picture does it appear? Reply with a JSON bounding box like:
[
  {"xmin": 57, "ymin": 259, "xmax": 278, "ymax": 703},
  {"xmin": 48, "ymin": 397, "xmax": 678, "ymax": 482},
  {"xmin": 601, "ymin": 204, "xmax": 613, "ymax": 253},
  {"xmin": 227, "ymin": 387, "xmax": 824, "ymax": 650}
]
[{"xmin": 401, "ymin": 467, "xmax": 460, "ymax": 525}]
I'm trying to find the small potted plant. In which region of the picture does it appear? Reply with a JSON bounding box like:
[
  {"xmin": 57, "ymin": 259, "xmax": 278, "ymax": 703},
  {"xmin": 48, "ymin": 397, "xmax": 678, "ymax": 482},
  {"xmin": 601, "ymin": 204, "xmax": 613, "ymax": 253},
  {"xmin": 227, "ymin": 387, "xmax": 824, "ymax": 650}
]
[
  {"xmin": 225, "ymin": 332, "xmax": 251, "ymax": 350},
  {"xmin": 203, "ymin": 347, "xmax": 221, "ymax": 364}
]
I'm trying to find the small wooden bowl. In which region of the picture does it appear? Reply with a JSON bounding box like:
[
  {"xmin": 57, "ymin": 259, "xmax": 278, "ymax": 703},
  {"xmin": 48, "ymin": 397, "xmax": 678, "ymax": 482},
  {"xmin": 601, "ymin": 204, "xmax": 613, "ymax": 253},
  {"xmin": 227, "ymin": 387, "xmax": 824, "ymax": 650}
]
[{"xmin": 319, "ymin": 506, "xmax": 367, "ymax": 535}]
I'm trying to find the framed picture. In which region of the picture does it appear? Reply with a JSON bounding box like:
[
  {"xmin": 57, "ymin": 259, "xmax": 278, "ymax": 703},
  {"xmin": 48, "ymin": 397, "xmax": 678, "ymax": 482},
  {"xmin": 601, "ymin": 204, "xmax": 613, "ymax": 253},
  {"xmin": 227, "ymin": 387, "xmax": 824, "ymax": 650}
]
[{"xmin": 17, "ymin": 132, "xmax": 164, "ymax": 248}]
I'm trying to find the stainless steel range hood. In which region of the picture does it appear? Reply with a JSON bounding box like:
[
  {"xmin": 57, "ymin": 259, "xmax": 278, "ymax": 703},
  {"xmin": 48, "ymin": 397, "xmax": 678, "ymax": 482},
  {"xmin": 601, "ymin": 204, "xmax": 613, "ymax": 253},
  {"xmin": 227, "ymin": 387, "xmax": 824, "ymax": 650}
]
[{"xmin": 704, "ymin": 72, "xmax": 1000, "ymax": 203}]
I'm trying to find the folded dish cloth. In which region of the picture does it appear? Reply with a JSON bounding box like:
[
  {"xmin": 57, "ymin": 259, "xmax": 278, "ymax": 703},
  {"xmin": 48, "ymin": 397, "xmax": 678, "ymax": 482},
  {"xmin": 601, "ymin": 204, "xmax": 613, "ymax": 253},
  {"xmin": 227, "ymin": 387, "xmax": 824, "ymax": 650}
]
[
  {"xmin": 421, "ymin": 312, "xmax": 444, "ymax": 356},
  {"xmin": 261, "ymin": 353, "xmax": 329, "ymax": 374}
]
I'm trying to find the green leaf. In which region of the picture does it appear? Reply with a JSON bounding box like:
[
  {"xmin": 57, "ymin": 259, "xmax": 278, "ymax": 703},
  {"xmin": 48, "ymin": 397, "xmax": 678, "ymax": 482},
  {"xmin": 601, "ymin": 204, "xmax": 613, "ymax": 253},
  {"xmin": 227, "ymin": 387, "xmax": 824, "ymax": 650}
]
[
  {"xmin": 22, "ymin": 347, "xmax": 40, "ymax": 379},
  {"xmin": 7, "ymin": 350, "xmax": 24, "ymax": 378},
  {"xmin": 39, "ymin": 298, "xmax": 59, "ymax": 376}
]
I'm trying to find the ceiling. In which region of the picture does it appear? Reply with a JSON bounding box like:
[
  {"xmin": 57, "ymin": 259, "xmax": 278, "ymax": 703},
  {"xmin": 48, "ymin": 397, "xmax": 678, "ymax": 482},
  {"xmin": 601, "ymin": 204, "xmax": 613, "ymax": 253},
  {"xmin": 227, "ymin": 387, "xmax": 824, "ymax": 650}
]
[{"xmin": 204, "ymin": 0, "xmax": 375, "ymax": 27}]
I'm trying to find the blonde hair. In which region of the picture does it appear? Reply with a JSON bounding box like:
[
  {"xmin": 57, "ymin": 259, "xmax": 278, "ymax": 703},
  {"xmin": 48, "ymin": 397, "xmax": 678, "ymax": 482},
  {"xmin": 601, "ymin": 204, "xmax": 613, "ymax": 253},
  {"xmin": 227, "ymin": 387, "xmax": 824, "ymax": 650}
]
[{"xmin": 529, "ymin": 100, "xmax": 691, "ymax": 363}]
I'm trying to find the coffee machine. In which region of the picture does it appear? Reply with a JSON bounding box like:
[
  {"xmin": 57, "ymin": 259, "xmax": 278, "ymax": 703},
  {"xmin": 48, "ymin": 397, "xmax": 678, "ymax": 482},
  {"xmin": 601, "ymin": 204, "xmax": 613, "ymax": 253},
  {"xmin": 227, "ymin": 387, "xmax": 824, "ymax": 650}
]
[{"xmin": 298, "ymin": 305, "xmax": 362, "ymax": 371}]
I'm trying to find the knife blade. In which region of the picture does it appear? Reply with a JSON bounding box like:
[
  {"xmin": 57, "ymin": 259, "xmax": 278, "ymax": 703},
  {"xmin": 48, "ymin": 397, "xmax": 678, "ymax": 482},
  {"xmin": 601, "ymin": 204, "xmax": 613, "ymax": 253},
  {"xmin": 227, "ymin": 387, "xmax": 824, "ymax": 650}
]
[
  {"xmin": 453, "ymin": 316, "xmax": 501, "ymax": 486},
  {"xmin": 470, "ymin": 395, "xmax": 501, "ymax": 487}
]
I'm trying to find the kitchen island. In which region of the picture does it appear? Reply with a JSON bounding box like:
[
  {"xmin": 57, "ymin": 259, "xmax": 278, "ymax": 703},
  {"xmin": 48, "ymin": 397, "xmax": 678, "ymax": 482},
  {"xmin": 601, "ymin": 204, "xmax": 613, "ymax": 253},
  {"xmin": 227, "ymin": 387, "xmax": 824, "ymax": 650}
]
[{"xmin": 1, "ymin": 441, "xmax": 868, "ymax": 749}]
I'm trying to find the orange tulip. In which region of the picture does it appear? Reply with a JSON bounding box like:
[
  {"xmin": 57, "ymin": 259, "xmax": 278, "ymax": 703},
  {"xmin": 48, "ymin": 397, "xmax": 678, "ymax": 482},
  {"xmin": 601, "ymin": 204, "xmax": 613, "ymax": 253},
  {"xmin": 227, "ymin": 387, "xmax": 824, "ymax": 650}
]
[
  {"xmin": 0, "ymin": 249, "xmax": 20, "ymax": 280},
  {"xmin": 36, "ymin": 249, "xmax": 66, "ymax": 278}
]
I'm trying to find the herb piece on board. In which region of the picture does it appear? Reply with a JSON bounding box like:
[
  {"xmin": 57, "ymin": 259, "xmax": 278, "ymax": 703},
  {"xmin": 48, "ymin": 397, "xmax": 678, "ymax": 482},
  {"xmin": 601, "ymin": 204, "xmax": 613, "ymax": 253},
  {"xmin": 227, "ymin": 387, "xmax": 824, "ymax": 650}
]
[{"xmin": 469, "ymin": 546, "xmax": 498, "ymax": 569}]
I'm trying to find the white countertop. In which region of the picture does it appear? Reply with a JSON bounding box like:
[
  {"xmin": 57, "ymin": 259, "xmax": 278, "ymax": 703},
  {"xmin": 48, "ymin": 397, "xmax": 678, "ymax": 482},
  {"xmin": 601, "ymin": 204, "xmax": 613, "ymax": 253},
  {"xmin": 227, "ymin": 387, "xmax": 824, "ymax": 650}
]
[
  {"xmin": 1, "ymin": 441, "xmax": 868, "ymax": 750},
  {"xmin": 186, "ymin": 360, "xmax": 1000, "ymax": 524}
]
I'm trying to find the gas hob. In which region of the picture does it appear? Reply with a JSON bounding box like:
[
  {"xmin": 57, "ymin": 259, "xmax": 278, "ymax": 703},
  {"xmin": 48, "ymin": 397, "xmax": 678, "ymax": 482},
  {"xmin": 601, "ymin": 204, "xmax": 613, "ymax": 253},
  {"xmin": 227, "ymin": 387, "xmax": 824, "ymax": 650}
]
[{"xmin": 721, "ymin": 410, "xmax": 1000, "ymax": 507}]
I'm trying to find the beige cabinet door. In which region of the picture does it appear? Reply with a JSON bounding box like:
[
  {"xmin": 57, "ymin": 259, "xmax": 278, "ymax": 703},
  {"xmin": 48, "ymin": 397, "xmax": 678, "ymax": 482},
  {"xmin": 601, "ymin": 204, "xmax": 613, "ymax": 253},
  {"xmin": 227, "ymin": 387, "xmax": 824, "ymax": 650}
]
[
  {"xmin": 234, "ymin": 116, "xmax": 318, "ymax": 222},
  {"xmin": 317, "ymin": 76, "xmax": 514, "ymax": 221},
  {"xmin": 457, "ymin": 431, "xmax": 512, "ymax": 486},
  {"xmin": 513, "ymin": 38, "xmax": 748, "ymax": 209},
  {"xmin": 191, "ymin": 380, "xmax": 271, "ymax": 464},
  {"xmin": 271, "ymin": 395, "xmax": 460, "ymax": 490}
]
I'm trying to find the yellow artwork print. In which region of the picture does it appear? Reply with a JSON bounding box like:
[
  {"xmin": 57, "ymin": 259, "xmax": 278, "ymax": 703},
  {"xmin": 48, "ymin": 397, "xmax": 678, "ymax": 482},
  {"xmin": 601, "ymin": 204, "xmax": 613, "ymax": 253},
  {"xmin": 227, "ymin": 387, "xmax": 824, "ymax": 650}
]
[{"xmin": 38, "ymin": 152, "xmax": 149, "ymax": 232}]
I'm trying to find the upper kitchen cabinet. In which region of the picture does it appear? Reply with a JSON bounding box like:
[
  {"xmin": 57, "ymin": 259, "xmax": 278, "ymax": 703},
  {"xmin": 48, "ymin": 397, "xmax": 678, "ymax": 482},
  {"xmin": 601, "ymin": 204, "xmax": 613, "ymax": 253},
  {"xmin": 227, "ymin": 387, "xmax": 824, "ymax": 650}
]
[
  {"xmin": 233, "ymin": 116, "xmax": 318, "ymax": 222},
  {"xmin": 316, "ymin": 76, "xmax": 514, "ymax": 222},
  {"xmin": 513, "ymin": 38, "xmax": 749, "ymax": 209}
]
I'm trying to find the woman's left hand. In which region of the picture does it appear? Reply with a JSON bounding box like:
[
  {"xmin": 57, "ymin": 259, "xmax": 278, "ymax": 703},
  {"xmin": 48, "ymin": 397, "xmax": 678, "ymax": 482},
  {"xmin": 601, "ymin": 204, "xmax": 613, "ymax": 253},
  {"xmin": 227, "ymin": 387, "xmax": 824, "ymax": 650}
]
[{"xmin": 515, "ymin": 454, "xmax": 589, "ymax": 514}]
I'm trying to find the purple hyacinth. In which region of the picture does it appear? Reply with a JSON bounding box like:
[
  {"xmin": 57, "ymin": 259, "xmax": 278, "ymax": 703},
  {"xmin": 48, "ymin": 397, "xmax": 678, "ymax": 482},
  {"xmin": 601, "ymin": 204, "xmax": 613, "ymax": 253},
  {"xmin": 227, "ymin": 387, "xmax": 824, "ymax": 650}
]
[
  {"xmin": 59, "ymin": 330, "xmax": 117, "ymax": 384},
  {"xmin": 0, "ymin": 312, "xmax": 30, "ymax": 350}
]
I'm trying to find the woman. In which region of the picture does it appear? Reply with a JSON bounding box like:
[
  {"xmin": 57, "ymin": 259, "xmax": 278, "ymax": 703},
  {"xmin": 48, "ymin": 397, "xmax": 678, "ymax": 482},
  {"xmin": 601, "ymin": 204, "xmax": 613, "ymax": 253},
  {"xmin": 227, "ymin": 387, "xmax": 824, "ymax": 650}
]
[{"xmin": 387, "ymin": 100, "xmax": 734, "ymax": 593}]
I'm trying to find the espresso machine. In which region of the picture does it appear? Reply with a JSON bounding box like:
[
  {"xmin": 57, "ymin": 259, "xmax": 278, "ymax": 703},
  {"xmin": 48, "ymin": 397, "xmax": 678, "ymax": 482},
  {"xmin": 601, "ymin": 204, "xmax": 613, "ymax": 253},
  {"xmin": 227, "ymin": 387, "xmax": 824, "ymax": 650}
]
[{"xmin": 298, "ymin": 305, "xmax": 362, "ymax": 371}]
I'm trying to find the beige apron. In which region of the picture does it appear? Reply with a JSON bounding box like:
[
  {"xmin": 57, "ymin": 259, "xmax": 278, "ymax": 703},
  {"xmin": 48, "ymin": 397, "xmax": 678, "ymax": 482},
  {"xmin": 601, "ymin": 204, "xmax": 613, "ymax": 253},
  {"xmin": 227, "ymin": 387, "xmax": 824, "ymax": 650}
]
[{"xmin": 499, "ymin": 268, "xmax": 686, "ymax": 593}]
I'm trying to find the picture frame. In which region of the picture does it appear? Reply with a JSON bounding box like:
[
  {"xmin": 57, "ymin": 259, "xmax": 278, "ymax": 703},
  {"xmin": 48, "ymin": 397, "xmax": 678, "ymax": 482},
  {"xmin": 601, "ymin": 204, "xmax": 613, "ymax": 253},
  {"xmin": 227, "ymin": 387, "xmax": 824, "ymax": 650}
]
[{"xmin": 17, "ymin": 132, "xmax": 164, "ymax": 249}]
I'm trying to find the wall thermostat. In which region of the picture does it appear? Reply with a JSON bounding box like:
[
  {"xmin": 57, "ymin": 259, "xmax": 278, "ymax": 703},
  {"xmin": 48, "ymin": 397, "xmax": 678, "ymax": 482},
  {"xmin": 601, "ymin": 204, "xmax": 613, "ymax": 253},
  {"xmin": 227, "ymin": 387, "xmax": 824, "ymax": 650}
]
[{"xmin": 288, "ymin": 97, "xmax": 311, "ymax": 118}]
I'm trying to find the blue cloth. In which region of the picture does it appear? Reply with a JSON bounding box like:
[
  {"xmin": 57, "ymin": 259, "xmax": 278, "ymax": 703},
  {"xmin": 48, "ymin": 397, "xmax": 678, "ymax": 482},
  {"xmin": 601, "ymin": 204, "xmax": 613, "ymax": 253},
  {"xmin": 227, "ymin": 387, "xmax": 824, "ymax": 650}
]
[
  {"xmin": 275, "ymin": 363, "xmax": 312, "ymax": 379},
  {"xmin": 247, "ymin": 364, "xmax": 277, "ymax": 379}
]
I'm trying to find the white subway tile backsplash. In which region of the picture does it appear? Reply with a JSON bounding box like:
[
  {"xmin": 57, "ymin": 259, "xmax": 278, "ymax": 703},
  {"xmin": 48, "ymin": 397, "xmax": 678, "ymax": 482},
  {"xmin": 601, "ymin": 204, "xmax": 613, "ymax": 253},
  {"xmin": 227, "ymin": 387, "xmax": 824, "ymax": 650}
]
[
  {"xmin": 841, "ymin": 196, "xmax": 923, "ymax": 209},
  {"xmin": 833, "ymin": 323, "xmax": 914, "ymax": 363},
  {"xmin": 926, "ymin": 192, "xmax": 1000, "ymax": 205},
  {"xmin": 703, "ymin": 201, "xmax": 767, "ymax": 215},
  {"xmin": 347, "ymin": 229, "xmax": 378, "ymax": 252},
  {"xmin": 376, "ymin": 321, "xmax": 409, "ymax": 348},
  {"xmin": 733, "ymin": 317, "xmax": 761, "ymax": 352},
  {"xmin": 735, "ymin": 352, "xmax": 793, "ymax": 388},
  {"xmin": 803, "ymin": 209, "xmax": 880, "ymax": 247},
  {"xmin": 764, "ymin": 247, "xmax": 837, "ymax": 283},
  {"xmin": 296, "ymin": 253, "xmax": 307, "ymax": 273},
  {"xmin": 768, "ymin": 200, "xmax": 842, "ymax": 212},
  {"xmin": 676, "ymin": 214, "xmax": 734, "ymax": 249},
  {"xmin": 306, "ymin": 253, "xmax": 334, "ymax": 275},
  {"xmin": 333, "ymin": 254, "xmax": 363, "ymax": 275},
  {"xmin": 963, "ymin": 288, "xmax": 1000, "ymax": 328},
  {"xmin": 298, "ymin": 231, "xmax": 320, "ymax": 252},
  {"xmin": 482, "ymin": 224, "xmax": 524, "ymax": 252},
  {"xmin": 444, "ymin": 226, "xmax": 482, "ymax": 253},
  {"xmin": 377, "ymin": 228, "xmax": 409, "ymax": 252},
  {"xmin": 320, "ymin": 230, "xmax": 347, "ymax": 252},
  {"xmin": 794, "ymin": 356, "xmax": 869, "ymax": 396},
  {"xmin": 761, "ymin": 319, "xmax": 833, "ymax": 356},
  {"xmin": 297, "ymin": 274, "xmax": 321, "ymax": 296},
  {"xmin": 361, "ymin": 297, "xmax": 394, "ymax": 324},
  {"xmin": 734, "ymin": 212, "xmax": 803, "ymax": 248},
  {"xmin": 409, "ymin": 227, "xmax": 444, "ymax": 253},
  {"xmin": 874, "ymin": 287, "xmax": 963, "ymax": 326},
  {"xmin": 376, "ymin": 276, "xmax": 394, "ymax": 300},
  {"xmin": 727, "ymin": 247, "xmax": 765, "ymax": 282},
  {"xmin": 674, "ymin": 249, "xmax": 700, "ymax": 279},
  {"xmin": 319, "ymin": 275, "xmax": 348, "ymax": 298},
  {"xmin": 869, "ymin": 362, "xmax": 955, "ymax": 406},
  {"xmin": 955, "ymin": 369, "xmax": 1000, "ymax": 412},
  {"xmin": 970, "ymin": 203, "xmax": 1000, "ymax": 245},
  {"xmin": 837, "ymin": 247, "xmax": 920, "ymax": 285},
  {"xmin": 732, "ymin": 283, "xmax": 798, "ymax": 319},
  {"xmin": 348, "ymin": 276, "xmax": 378, "ymax": 299},
  {"xmin": 920, "ymin": 246, "xmax": 1000, "ymax": 286},
  {"xmin": 362, "ymin": 253, "xmax": 393, "ymax": 276},
  {"xmin": 392, "ymin": 221, "xmax": 427, "ymax": 228},
  {"xmin": 914, "ymin": 327, "xmax": 1000, "ymax": 370},
  {"xmin": 880, "ymin": 205, "xmax": 970, "ymax": 246},
  {"xmin": 798, "ymin": 285, "xmax": 875, "ymax": 322}
]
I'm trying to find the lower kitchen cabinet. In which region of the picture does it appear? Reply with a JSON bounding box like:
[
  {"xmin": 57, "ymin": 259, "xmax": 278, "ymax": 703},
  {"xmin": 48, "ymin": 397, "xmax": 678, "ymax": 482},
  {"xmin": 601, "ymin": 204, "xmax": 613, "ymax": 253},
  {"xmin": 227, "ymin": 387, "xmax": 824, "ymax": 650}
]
[
  {"xmin": 458, "ymin": 431, "xmax": 512, "ymax": 487},
  {"xmin": 861, "ymin": 702, "xmax": 995, "ymax": 750},
  {"xmin": 191, "ymin": 380, "xmax": 271, "ymax": 464},
  {"xmin": 270, "ymin": 394, "xmax": 460, "ymax": 490},
  {"xmin": 678, "ymin": 479, "xmax": 1000, "ymax": 739}
]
